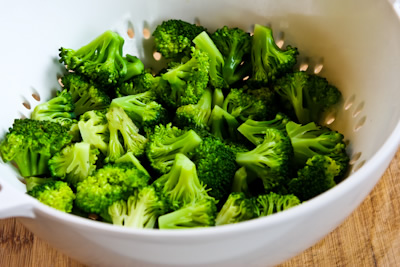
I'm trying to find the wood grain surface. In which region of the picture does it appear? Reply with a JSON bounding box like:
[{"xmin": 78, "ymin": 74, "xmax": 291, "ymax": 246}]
[{"xmin": 1, "ymin": 149, "xmax": 400, "ymax": 267}]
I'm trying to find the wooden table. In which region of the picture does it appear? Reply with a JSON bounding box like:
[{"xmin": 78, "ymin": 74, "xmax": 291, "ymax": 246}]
[{"xmin": 1, "ymin": 149, "xmax": 400, "ymax": 267}]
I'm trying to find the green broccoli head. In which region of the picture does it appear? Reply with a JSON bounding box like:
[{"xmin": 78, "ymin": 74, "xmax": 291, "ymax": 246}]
[
  {"xmin": 116, "ymin": 69, "xmax": 158, "ymax": 96},
  {"xmin": 105, "ymin": 106, "xmax": 148, "ymax": 162},
  {"xmin": 189, "ymin": 134, "xmax": 239, "ymax": 202},
  {"xmin": 236, "ymin": 127, "xmax": 293, "ymax": 193},
  {"xmin": 215, "ymin": 192, "xmax": 257, "ymax": 226},
  {"xmin": 231, "ymin": 166, "xmax": 250, "ymax": 196},
  {"xmin": 251, "ymin": 24, "xmax": 298, "ymax": 85},
  {"xmin": 208, "ymin": 105, "xmax": 241, "ymax": 142},
  {"xmin": 27, "ymin": 180, "xmax": 75, "ymax": 213},
  {"xmin": 288, "ymin": 155, "xmax": 341, "ymax": 201},
  {"xmin": 0, "ymin": 119, "xmax": 73, "ymax": 177},
  {"xmin": 75, "ymin": 162, "xmax": 150, "ymax": 214},
  {"xmin": 152, "ymin": 19, "xmax": 207, "ymax": 60},
  {"xmin": 78, "ymin": 109, "xmax": 109, "ymax": 155},
  {"xmin": 286, "ymin": 121, "xmax": 349, "ymax": 173},
  {"xmin": 61, "ymin": 73, "xmax": 111, "ymax": 116},
  {"xmin": 108, "ymin": 185, "xmax": 167, "ymax": 229},
  {"xmin": 174, "ymin": 87, "xmax": 213, "ymax": 131},
  {"xmin": 146, "ymin": 123, "xmax": 203, "ymax": 174},
  {"xmin": 48, "ymin": 141, "xmax": 99, "ymax": 187},
  {"xmin": 274, "ymin": 71, "xmax": 342, "ymax": 124},
  {"xmin": 158, "ymin": 47, "xmax": 210, "ymax": 109},
  {"xmin": 59, "ymin": 30, "xmax": 144, "ymax": 87},
  {"xmin": 193, "ymin": 31, "xmax": 228, "ymax": 89},
  {"xmin": 211, "ymin": 26, "xmax": 252, "ymax": 86},
  {"xmin": 158, "ymin": 198, "xmax": 217, "ymax": 229},
  {"xmin": 237, "ymin": 112, "xmax": 291, "ymax": 146},
  {"xmin": 255, "ymin": 192, "xmax": 301, "ymax": 217},
  {"xmin": 31, "ymin": 89, "xmax": 76, "ymax": 124},
  {"xmin": 110, "ymin": 90, "xmax": 167, "ymax": 130},
  {"xmin": 153, "ymin": 153, "xmax": 210, "ymax": 210}
]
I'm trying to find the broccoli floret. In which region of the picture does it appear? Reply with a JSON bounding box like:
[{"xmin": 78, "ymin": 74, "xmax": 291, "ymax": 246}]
[
  {"xmin": 108, "ymin": 185, "xmax": 167, "ymax": 229},
  {"xmin": 114, "ymin": 151, "xmax": 151, "ymax": 178},
  {"xmin": 215, "ymin": 192, "xmax": 256, "ymax": 226},
  {"xmin": 235, "ymin": 127, "xmax": 292, "ymax": 192},
  {"xmin": 48, "ymin": 142, "xmax": 99, "ymax": 187},
  {"xmin": 189, "ymin": 134, "xmax": 238, "ymax": 202},
  {"xmin": 31, "ymin": 89, "xmax": 76, "ymax": 125},
  {"xmin": 174, "ymin": 87, "xmax": 213, "ymax": 131},
  {"xmin": 152, "ymin": 19, "xmax": 207, "ymax": 60},
  {"xmin": 158, "ymin": 198, "xmax": 217, "ymax": 229},
  {"xmin": 116, "ymin": 69, "xmax": 158, "ymax": 96},
  {"xmin": 288, "ymin": 155, "xmax": 341, "ymax": 201},
  {"xmin": 212, "ymin": 87, "xmax": 225, "ymax": 108},
  {"xmin": 286, "ymin": 121, "xmax": 349, "ymax": 174},
  {"xmin": 75, "ymin": 162, "xmax": 150, "ymax": 214},
  {"xmin": 59, "ymin": 30, "xmax": 144, "ymax": 87},
  {"xmin": 193, "ymin": 31, "xmax": 227, "ymax": 89},
  {"xmin": 78, "ymin": 109, "xmax": 109, "ymax": 155},
  {"xmin": 110, "ymin": 91, "xmax": 167, "ymax": 130},
  {"xmin": 274, "ymin": 71, "xmax": 342, "ymax": 124},
  {"xmin": 146, "ymin": 123, "xmax": 203, "ymax": 174},
  {"xmin": 27, "ymin": 180, "xmax": 75, "ymax": 213},
  {"xmin": 211, "ymin": 26, "xmax": 252, "ymax": 86},
  {"xmin": 208, "ymin": 105, "xmax": 240, "ymax": 141},
  {"xmin": 251, "ymin": 24, "xmax": 298, "ymax": 85},
  {"xmin": 237, "ymin": 112, "xmax": 291, "ymax": 146},
  {"xmin": 61, "ymin": 73, "xmax": 111, "ymax": 116},
  {"xmin": 105, "ymin": 106, "xmax": 147, "ymax": 162},
  {"xmin": 153, "ymin": 153, "xmax": 210, "ymax": 210},
  {"xmin": 222, "ymin": 88, "xmax": 271, "ymax": 122},
  {"xmin": 0, "ymin": 119, "xmax": 73, "ymax": 177},
  {"xmin": 231, "ymin": 166, "xmax": 250, "ymax": 196},
  {"xmin": 255, "ymin": 192, "xmax": 300, "ymax": 217},
  {"xmin": 157, "ymin": 47, "xmax": 210, "ymax": 109},
  {"xmin": 24, "ymin": 177, "xmax": 54, "ymax": 192}
]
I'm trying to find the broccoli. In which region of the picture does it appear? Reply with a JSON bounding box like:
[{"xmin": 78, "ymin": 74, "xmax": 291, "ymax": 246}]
[
  {"xmin": 0, "ymin": 119, "xmax": 73, "ymax": 177},
  {"xmin": 285, "ymin": 121, "xmax": 349, "ymax": 174},
  {"xmin": 288, "ymin": 155, "xmax": 341, "ymax": 201},
  {"xmin": 193, "ymin": 31, "xmax": 227, "ymax": 89},
  {"xmin": 61, "ymin": 73, "xmax": 111, "ymax": 116},
  {"xmin": 231, "ymin": 166, "xmax": 250, "ymax": 196},
  {"xmin": 255, "ymin": 192, "xmax": 300, "ymax": 217},
  {"xmin": 48, "ymin": 141, "xmax": 99, "ymax": 187},
  {"xmin": 78, "ymin": 109, "xmax": 109, "ymax": 155},
  {"xmin": 27, "ymin": 180, "xmax": 75, "ymax": 213},
  {"xmin": 105, "ymin": 106, "xmax": 147, "ymax": 162},
  {"xmin": 235, "ymin": 127, "xmax": 292, "ymax": 193},
  {"xmin": 110, "ymin": 90, "xmax": 167, "ymax": 130},
  {"xmin": 222, "ymin": 88, "xmax": 270, "ymax": 122},
  {"xmin": 146, "ymin": 123, "xmax": 203, "ymax": 174},
  {"xmin": 75, "ymin": 161, "xmax": 150, "ymax": 214},
  {"xmin": 251, "ymin": 24, "xmax": 298, "ymax": 85},
  {"xmin": 153, "ymin": 153, "xmax": 210, "ymax": 210},
  {"xmin": 212, "ymin": 87, "xmax": 225, "ymax": 108},
  {"xmin": 59, "ymin": 30, "xmax": 144, "ymax": 87},
  {"xmin": 152, "ymin": 19, "xmax": 207, "ymax": 60},
  {"xmin": 157, "ymin": 47, "xmax": 210, "ymax": 109},
  {"xmin": 273, "ymin": 71, "xmax": 342, "ymax": 124},
  {"xmin": 114, "ymin": 151, "xmax": 151, "ymax": 178},
  {"xmin": 31, "ymin": 89, "xmax": 76, "ymax": 125},
  {"xmin": 116, "ymin": 69, "xmax": 158, "ymax": 96},
  {"xmin": 108, "ymin": 185, "xmax": 167, "ymax": 228},
  {"xmin": 158, "ymin": 198, "xmax": 217, "ymax": 229},
  {"xmin": 215, "ymin": 192, "xmax": 256, "ymax": 226},
  {"xmin": 211, "ymin": 26, "xmax": 252, "ymax": 86},
  {"xmin": 24, "ymin": 177, "xmax": 54, "ymax": 192},
  {"xmin": 237, "ymin": 112, "xmax": 291, "ymax": 146},
  {"xmin": 208, "ymin": 105, "xmax": 241, "ymax": 141},
  {"xmin": 174, "ymin": 87, "xmax": 213, "ymax": 131},
  {"xmin": 189, "ymin": 134, "xmax": 239, "ymax": 202}
]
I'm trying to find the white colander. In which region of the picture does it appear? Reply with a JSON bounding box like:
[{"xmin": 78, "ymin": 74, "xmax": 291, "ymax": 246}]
[{"xmin": 1, "ymin": 0, "xmax": 400, "ymax": 266}]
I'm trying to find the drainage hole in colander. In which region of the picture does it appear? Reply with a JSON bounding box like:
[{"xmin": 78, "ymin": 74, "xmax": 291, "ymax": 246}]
[
  {"xmin": 142, "ymin": 22, "xmax": 151, "ymax": 39},
  {"xmin": 299, "ymin": 58, "xmax": 309, "ymax": 71},
  {"xmin": 344, "ymin": 95, "xmax": 356, "ymax": 110},
  {"xmin": 349, "ymin": 152, "xmax": 362, "ymax": 165},
  {"xmin": 194, "ymin": 17, "xmax": 201, "ymax": 27},
  {"xmin": 276, "ymin": 32, "xmax": 284, "ymax": 49},
  {"xmin": 323, "ymin": 111, "xmax": 337, "ymax": 125},
  {"xmin": 354, "ymin": 116, "xmax": 366, "ymax": 132},
  {"xmin": 127, "ymin": 21, "xmax": 134, "ymax": 39},
  {"xmin": 22, "ymin": 100, "xmax": 31, "ymax": 110},
  {"xmin": 32, "ymin": 93, "xmax": 40, "ymax": 102},
  {"xmin": 153, "ymin": 51, "xmax": 162, "ymax": 61},
  {"xmin": 352, "ymin": 101, "xmax": 364, "ymax": 118},
  {"xmin": 353, "ymin": 160, "xmax": 366, "ymax": 173}
]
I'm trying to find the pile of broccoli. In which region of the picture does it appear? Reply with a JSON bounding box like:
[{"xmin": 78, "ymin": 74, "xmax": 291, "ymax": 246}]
[{"xmin": 0, "ymin": 19, "xmax": 350, "ymax": 229}]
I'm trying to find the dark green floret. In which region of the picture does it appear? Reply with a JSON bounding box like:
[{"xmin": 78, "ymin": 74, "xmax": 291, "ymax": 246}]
[
  {"xmin": 255, "ymin": 192, "xmax": 300, "ymax": 217},
  {"xmin": 27, "ymin": 180, "xmax": 75, "ymax": 213},
  {"xmin": 215, "ymin": 192, "xmax": 257, "ymax": 226},
  {"xmin": 0, "ymin": 119, "xmax": 73, "ymax": 177},
  {"xmin": 251, "ymin": 24, "xmax": 298, "ymax": 85},
  {"xmin": 208, "ymin": 105, "xmax": 241, "ymax": 141}
]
